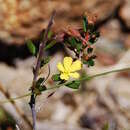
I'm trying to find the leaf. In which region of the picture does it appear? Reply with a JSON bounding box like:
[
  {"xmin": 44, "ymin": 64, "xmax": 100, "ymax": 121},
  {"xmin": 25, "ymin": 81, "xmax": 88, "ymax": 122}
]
[
  {"xmin": 44, "ymin": 40, "xmax": 57, "ymax": 50},
  {"xmin": 68, "ymin": 37, "xmax": 82, "ymax": 53},
  {"xmin": 65, "ymin": 80, "xmax": 80, "ymax": 89},
  {"xmin": 82, "ymin": 59, "xmax": 95, "ymax": 67},
  {"xmin": 40, "ymin": 57, "xmax": 50, "ymax": 67},
  {"xmin": 27, "ymin": 40, "xmax": 36, "ymax": 55},
  {"xmin": 35, "ymin": 78, "xmax": 46, "ymax": 95},
  {"xmin": 69, "ymin": 37, "xmax": 77, "ymax": 47},
  {"xmin": 38, "ymin": 85, "xmax": 47, "ymax": 92},
  {"xmin": 52, "ymin": 74, "xmax": 61, "ymax": 81},
  {"xmin": 76, "ymin": 43, "xmax": 82, "ymax": 53},
  {"xmin": 95, "ymin": 31, "xmax": 100, "ymax": 38},
  {"xmin": 87, "ymin": 47, "xmax": 93, "ymax": 53},
  {"xmin": 36, "ymin": 77, "xmax": 45, "ymax": 88},
  {"xmin": 87, "ymin": 59, "xmax": 94, "ymax": 67},
  {"xmin": 83, "ymin": 16, "xmax": 88, "ymax": 32},
  {"xmin": 89, "ymin": 33, "xmax": 99, "ymax": 44},
  {"xmin": 82, "ymin": 59, "xmax": 87, "ymax": 64},
  {"xmin": 102, "ymin": 123, "xmax": 109, "ymax": 130},
  {"xmin": 35, "ymin": 85, "xmax": 47, "ymax": 95},
  {"xmin": 48, "ymin": 31, "xmax": 53, "ymax": 39}
]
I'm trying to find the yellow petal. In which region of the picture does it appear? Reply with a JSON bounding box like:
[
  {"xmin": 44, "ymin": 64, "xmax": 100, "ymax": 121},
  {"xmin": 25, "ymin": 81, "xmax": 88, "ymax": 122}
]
[
  {"xmin": 69, "ymin": 72, "xmax": 80, "ymax": 78},
  {"xmin": 57, "ymin": 62, "xmax": 65, "ymax": 72},
  {"xmin": 63, "ymin": 57, "xmax": 72, "ymax": 71},
  {"xmin": 71, "ymin": 60, "xmax": 82, "ymax": 72},
  {"xmin": 60, "ymin": 73, "xmax": 69, "ymax": 80}
]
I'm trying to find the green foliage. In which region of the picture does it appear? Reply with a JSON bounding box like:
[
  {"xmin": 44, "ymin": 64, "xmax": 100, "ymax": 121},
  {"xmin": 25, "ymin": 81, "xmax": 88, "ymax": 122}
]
[
  {"xmin": 52, "ymin": 74, "xmax": 61, "ymax": 81},
  {"xmin": 87, "ymin": 47, "xmax": 93, "ymax": 53},
  {"xmin": 27, "ymin": 40, "xmax": 36, "ymax": 55},
  {"xmin": 65, "ymin": 80, "xmax": 80, "ymax": 89},
  {"xmin": 68, "ymin": 37, "xmax": 82, "ymax": 54},
  {"xmin": 83, "ymin": 16, "xmax": 88, "ymax": 32},
  {"xmin": 40, "ymin": 57, "xmax": 50, "ymax": 67},
  {"xmin": 69, "ymin": 37, "xmax": 77, "ymax": 47},
  {"xmin": 35, "ymin": 77, "xmax": 47, "ymax": 95},
  {"xmin": 89, "ymin": 31, "xmax": 100, "ymax": 44},
  {"xmin": 83, "ymin": 59, "xmax": 94, "ymax": 67},
  {"xmin": 48, "ymin": 31, "xmax": 53, "ymax": 39},
  {"xmin": 82, "ymin": 54, "xmax": 96, "ymax": 67},
  {"xmin": 38, "ymin": 85, "xmax": 47, "ymax": 92},
  {"xmin": 87, "ymin": 59, "xmax": 95, "ymax": 67},
  {"xmin": 76, "ymin": 43, "xmax": 82, "ymax": 53},
  {"xmin": 36, "ymin": 78, "xmax": 45, "ymax": 87},
  {"xmin": 45, "ymin": 40, "xmax": 57, "ymax": 50}
]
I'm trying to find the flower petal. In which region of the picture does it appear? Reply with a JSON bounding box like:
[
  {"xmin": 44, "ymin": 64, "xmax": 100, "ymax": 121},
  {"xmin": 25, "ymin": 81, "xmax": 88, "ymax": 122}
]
[
  {"xmin": 71, "ymin": 60, "xmax": 82, "ymax": 72},
  {"xmin": 63, "ymin": 57, "xmax": 72, "ymax": 71},
  {"xmin": 57, "ymin": 62, "xmax": 65, "ymax": 72},
  {"xmin": 60, "ymin": 73, "xmax": 69, "ymax": 80},
  {"xmin": 69, "ymin": 72, "xmax": 80, "ymax": 79}
]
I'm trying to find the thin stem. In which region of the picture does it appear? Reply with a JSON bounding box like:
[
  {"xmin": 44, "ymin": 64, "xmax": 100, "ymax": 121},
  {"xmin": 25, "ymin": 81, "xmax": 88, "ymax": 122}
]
[
  {"xmin": 29, "ymin": 94, "xmax": 36, "ymax": 130},
  {"xmin": 32, "ymin": 10, "xmax": 56, "ymax": 89},
  {"xmin": 32, "ymin": 104, "xmax": 36, "ymax": 130},
  {"xmin": 29, "ymin": 10, "xmax": 56, "ymax": 130},
  {"xmin": 1, "ymin": 67, "xmax": 130, "ymax": 104},
  {"xmin": 79, "ymin": 67, "xmax": 130, "ymax": 81},
  {"xmin": 0, "ymin": 93, "xmax": 31, "ymax": 103},
  {"xmin": 0, "ymin": 86, "xmax": 59, "ymax": 104}
]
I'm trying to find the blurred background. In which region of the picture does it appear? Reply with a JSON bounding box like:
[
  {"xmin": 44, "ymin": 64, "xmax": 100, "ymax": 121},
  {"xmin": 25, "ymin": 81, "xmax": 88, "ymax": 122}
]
[{"xmin": 0, "ymin": 0, "xmax": 130, "ymax": 130}]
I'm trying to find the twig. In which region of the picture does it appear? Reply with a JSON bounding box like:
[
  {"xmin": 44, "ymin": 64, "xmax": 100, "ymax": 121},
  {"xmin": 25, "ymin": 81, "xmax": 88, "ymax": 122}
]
[
  {"xmin": 79, "ymin": 67, "xmax": 130, "ymax": 81},
  {"xmin": 32, "ymin": 10, "xmax": 56, "ymax": 88},
  {"xmin": 29, "ymin": 10, "xmax": 56, "ymax": 130},
  {"xmin": 1, "ymin": 67, "xmax": 130, "ymax": 104},
  {"xmin": 0, "ymin": 83, "xmax": 32, "ymax": 129}
]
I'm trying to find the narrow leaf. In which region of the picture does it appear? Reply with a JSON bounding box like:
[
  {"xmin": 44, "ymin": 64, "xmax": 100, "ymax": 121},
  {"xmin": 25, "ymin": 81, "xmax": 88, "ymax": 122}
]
[
  {"xmin": 39, "ymin": 85, "xmax": 47, "ymax": 92},
  {"xmin": 69, "ymin": 37, "xmax": 77, "ymax": 47},
  {"xmin": 87, "ymin": 59, "xmax": 94, "ymax": 67},
  {"xmin": 40, "ymin": 57, "xmax": 50, "ymax": 67},
  {"xmin": 52, "ymin": 74, "xmax": 61, "ymax": 81},
  {"xmin": 48, "ymin": 31, "xmax": 53, "ymax": 39},
  {"xmin": 83, "ymin": 16, "xmax": 88, "ymax": 32},
  {"xmin": 36, "ymin": 78, "xmax": 45, "ymax": 87},
  {"xmin": 44, "ymin": 40, "xmax": 57, "ymax": 50},
  {"xmin": 76, "ymin": 43, "xmax": 82, "ymax": 53},
  {"xmin": 65, "ymin": 80, "xmax": 80, "ymax": 89},
  {"xmin": 87, "ymin": 47, "xmax": 93, "ymax": 53},
  {"xmin": 27, "ymin": 40, "xmax": 36, "ymax": 55}
]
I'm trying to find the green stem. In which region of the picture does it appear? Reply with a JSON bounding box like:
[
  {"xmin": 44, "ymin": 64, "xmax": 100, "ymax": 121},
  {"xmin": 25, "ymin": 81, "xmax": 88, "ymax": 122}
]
[
  {"xmin": 79, "ymin": 67, "xmax": 130, "ymax": 81},
  {"xmin": 0, "ymin": 86, "xmax": 60, "ymax": 104},
  {"xmin": 0, "ymin": 93, "xmax": 31, "ymax": 103},
  {"xmin": 1, "ymin": 67, "xmax": 130, "ymax": 103}
]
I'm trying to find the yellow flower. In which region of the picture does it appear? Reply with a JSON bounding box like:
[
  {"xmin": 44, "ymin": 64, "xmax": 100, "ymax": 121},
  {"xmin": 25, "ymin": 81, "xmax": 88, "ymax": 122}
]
[{"xmin": 57, "ymin": 57, "xmax": 82, "ymax": 80}]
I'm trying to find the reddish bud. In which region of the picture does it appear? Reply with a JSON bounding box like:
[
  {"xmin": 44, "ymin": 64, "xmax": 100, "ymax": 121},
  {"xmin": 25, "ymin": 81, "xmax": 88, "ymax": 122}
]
[{"xmin": 85, "ymin": 12, "xmax": 97, "ymax": 24}]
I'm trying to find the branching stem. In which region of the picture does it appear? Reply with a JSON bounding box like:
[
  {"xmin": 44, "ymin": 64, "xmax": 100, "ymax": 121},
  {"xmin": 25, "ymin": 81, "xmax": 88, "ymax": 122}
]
[
  {"xmin": 1, "ymin": 67, "xmax": 130, "ymax": 104},
  {"xmin": 29, "ymin": 10, "xmax": 56, "ymax": 130}
]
